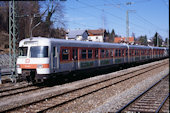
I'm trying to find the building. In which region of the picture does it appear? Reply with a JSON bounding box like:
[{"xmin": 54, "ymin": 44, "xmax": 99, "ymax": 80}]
[
  {"xmin": 66, "ymin": 30, "xmax": 88, "ymax": 41},
  {"xmin": 87, "ymin": 29, "xmax": 106, "ymax": 42},
  {"xmin": 114, "ymin": 37, "xmax": 134, "ymax": 44}
]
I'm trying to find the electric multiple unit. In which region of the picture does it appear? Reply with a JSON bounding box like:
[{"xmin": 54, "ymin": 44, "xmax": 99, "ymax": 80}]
[{"xmin": 16, "ymin": 37, "xmax": 169, "ymax": 83}]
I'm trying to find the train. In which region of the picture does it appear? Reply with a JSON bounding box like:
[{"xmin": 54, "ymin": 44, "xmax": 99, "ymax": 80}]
[{"xmin": 16, "ymin": 37, "xmax": 169, "ymax": 83}]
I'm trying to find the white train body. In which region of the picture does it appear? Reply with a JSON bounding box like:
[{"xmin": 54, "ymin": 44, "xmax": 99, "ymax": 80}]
[{"xmin": 16, "ymin": 37, "xmax": 169, "ymax": 82}]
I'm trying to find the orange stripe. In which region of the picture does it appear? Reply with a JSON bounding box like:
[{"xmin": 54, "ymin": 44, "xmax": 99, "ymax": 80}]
[
  {"xmin": 20, "ymin": 64, "xmax": 49, "ymax": 69},
  {"xmin": 42, "ymin": 64, "xmax": 50, "ymax": 68}
]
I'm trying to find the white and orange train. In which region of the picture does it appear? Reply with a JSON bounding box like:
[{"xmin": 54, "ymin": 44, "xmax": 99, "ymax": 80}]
[{"xmin": 16, "ymin": 37, "xmax": 169, "ymax": 83}]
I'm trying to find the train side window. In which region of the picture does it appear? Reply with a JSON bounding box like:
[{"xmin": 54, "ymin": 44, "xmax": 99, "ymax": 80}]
[
  {"xmin": 119, "ymin": 49, "xmax": 121, "ymax": 57},
  {"xmin": 82, "ymin": 49, "xmax": 86, "ymax": 59},
  {"xmin": 110, "ymin": 49, "xmax": 113, "ymax": 57},
  {"xmin": 141, "ymin": 50, "xmax": 143, "ymax": 55},
  {"xmin": 62, "ymin": 49, "xmax": 69, "ymax": 60},
  {"xmin": 88, "ymin": 50, "xmax": 92, "ymax": 59},
  {"xmin": 95, "ymin": 49, "xmax": 98, "ymax": 58},
  {"xmin": 115, "ymin": 49, "xmax": 118, "ymax": 57},
  {"xmin": 101, "ymin": 49, "xmax": 105, "ymax": 58},
  {"xmin": 130, "ymin": 50, "xmax": 132, "ymax": 56},
  {"xmin": 106, "ymin": 49, "xmax": 109, "ymax": 57},
  {"xmin": 122, "ymin": 49, "xmax": 124, "ymax": 56}
]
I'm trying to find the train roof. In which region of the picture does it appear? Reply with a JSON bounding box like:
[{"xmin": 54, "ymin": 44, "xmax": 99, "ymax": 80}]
[{"xmin": 19, "ymin": 37, "xmax": 166, "ymax": 50}]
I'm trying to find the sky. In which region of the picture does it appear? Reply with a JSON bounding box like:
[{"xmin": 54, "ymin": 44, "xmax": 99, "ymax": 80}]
[{"xmin": 60, "ymin": 0, "xmax": 169, "ymax": 40}]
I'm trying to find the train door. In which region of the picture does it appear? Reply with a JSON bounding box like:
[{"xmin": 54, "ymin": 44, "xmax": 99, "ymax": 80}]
[
  {"xmin": 95, "ymin": 48, "xmax": 99, "ymax": 66},
  {"xmin": 72, "ymin": 48, "xmax": 78, "ymax": 70},
  {"xmin": 52, "ymin": 46, "xmax": 58, "ymax": 72}
]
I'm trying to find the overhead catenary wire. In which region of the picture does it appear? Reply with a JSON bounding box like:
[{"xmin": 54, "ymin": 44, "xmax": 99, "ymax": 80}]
[
  {"xmin": 115, "ymin": 0, "xmax": 168, "ymax": 37},
  {"xmin": 76, "ymin": 0, "xmax": 156, "ymax": 35},
  {"xmin": 65, "ymin": 0, "xmax": 168, "ymax": 38}
]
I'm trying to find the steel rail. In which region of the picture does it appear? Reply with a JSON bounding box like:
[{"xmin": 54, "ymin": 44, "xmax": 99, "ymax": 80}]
[
  {"xmin": 1, "ymin": 62, "xmax": 168, "ymax": 112},
  {"xmin": 116, "ymin": 73, "xmax": 169, "ymax": 113},
  {"xmin": 155, "ymin": 93, "xmax": 169, "ymax": 113}
]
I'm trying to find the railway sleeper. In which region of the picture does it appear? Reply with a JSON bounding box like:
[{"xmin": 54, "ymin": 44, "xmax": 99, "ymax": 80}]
[
  {"xmin": 126, "ymin": 108, "xmax": 156, "ymax": 113},
  {"xmin": 131, "ymin": 105, "xmax": 159, "ymax": 109},
  {"xmin": 134, "ymin": 103, "xmax": 160, "ymax": 106}
]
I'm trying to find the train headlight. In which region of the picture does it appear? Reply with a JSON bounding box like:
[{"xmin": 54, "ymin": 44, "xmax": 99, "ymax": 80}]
[
  {"xmin": 37, "ymin": 64, "xmax": 43, "ymax": 68},
  {"xmin": 17, "ymin": 64, "xmax": 20, "ymax": 68}
]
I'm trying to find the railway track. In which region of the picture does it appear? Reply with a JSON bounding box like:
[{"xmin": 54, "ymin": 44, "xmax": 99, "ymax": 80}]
[
  {"xmin": 1, "ymin": 60, "xmax": 168, "ymax": 112},
  {"xmin": 0, "ymin": 85, "xmax": 44, "ymax": 98},
  {"xmin": 159, "ymin": 96, "xmax": 169, "ymax": 113},
  {"xmin": 0, "ymin": 82, "xmax": 30, "ymax": 93},
  {"xmin": 116, "ymin": 74, "xmax": 169, "ymax": 113},
  {"xmin": 0, "ymin": 60, "xmax": 167, "ymax": 99}
]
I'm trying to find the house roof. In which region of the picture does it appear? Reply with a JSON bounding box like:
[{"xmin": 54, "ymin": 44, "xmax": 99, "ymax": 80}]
[
  {"xmin": 87, "ymin": 29, "xmax": 105, "ymax": 36},
  {"xmin": 114, "ymin": 37, "xmax": 134, "ymax": 43},
  {"xmin": 67, "ymin": 30, "xmax": 87, "ymax": 39}
]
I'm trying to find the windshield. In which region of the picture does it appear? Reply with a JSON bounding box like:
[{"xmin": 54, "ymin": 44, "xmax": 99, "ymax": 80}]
[
  {"xmin": 18, "ymin": 47, "xmax": 28, "ymax": 57},
  {"xmin": 30, "ymin": 46, "xmax": 48, "ymax": 58}
]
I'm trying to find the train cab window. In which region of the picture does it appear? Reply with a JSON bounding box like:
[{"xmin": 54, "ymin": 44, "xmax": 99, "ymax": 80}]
[
  {"xmin": 101, "ymin": 49, "xmax": 105, "ymax": 58},
  {"xmin": 82, "ymin": 49, "xmax": 87, "ymax": 59},
  {"xmin": 106, "ymin": 49, "xmax": 109, "ymax": 57},
  {"xmin": 19, "ymin": 47, "xmax": 28, "ymax": 57},
  {"xmin": 30, "ymin": 46, "xmax": 48, "ymax": 58},
  {"xmin": 88, "ymin": 50, "xmax": 92, "ymax": 59},
  {"xmin": 62, "ymin": 49, "xmax": 70, "ymax": 60},
  {"xmin": 95, "ymin": 49, "xmax": 98, "ymax": 58}
]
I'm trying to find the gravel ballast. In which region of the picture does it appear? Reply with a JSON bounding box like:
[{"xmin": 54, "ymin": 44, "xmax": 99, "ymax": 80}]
[
  {"xmin": 0, "ymin": 59, "xmax": 169, "ymax": 112},
  {"xmin": 46, "ymin": 61, "xmax": 169, "ymax": 112},
  {"xmin": 90, "ymin": 68, "xmax": 169, "ymax": 113}
]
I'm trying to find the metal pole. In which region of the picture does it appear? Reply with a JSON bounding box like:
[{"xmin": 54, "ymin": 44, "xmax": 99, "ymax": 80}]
[
  {"xmin": 30, "ymin": 22, "xmax": 41, "ymax": 40},
  {"xmin": 30, "ymin": 17, "xmax": 33, "ymax": 38},
  {"xmin": 102, "ymin": 9, "xmax": 104, "ymax": 42},
  {"xmin": 126, "ymin": 10, "xmax": 129, "ymax": 43},
  {"xmin": 9, "ymin": 0, "xmax": 18, "ymax": 82},
  {"xmin": 157, "ymin": 34, "xmax": 159, "ymax": 47},
  {"xmin": 167, "ymin": 38, "xmax": 169, "ymax": 48},
  {"xmin": 9, "ymin": 1, "xmax": 12, "ymax": 69}
]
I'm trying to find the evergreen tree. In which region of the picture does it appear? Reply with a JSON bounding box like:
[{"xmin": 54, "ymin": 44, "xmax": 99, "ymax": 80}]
[
  {"xmin": 152, "ymin": 32, "xmax": 163, "ymax": 47},
  {"xmin": 109, "ymin": 29, "xmax": 115, "ymax": 42},
  {"xmin": 138, "ymin": 35, "xmax": 148, "ymax": 46}
]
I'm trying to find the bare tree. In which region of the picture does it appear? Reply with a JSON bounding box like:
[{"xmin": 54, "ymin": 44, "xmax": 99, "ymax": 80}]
[
  {"xmin": 39, "ymin": 1, "xmax": 65, "ymax": 37},
  {"xmin": 0, "ymin": 1, "xmax": 9, "ymax": 32}
]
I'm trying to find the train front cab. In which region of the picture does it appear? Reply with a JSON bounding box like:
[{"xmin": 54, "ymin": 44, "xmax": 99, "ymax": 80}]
[{"xmin": 17, "ymin": 40, "xmax": 51, "ymax": 83}]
